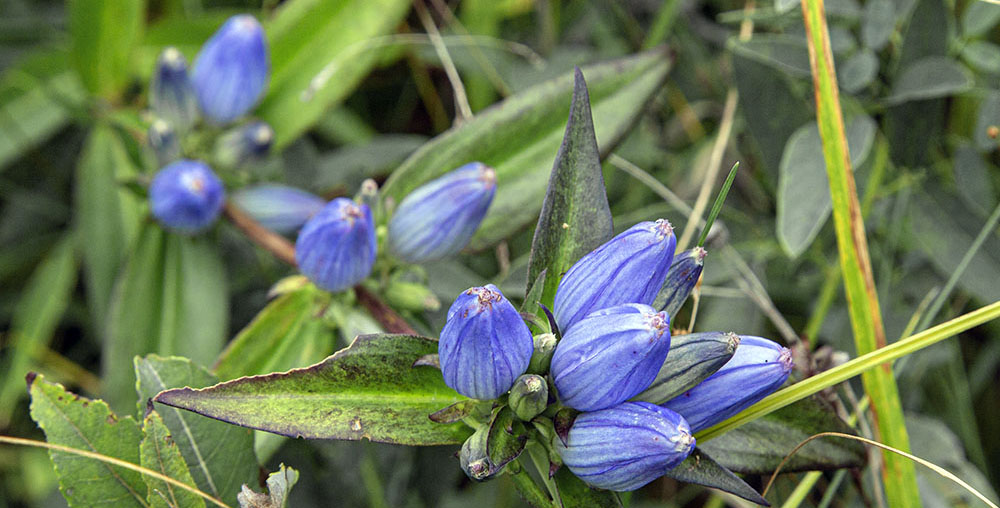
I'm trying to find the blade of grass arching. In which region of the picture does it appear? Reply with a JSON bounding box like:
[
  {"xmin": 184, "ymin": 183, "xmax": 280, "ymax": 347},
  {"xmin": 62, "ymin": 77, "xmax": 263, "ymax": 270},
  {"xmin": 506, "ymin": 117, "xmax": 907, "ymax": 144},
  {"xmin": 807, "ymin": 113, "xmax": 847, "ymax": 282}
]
[
  {"xmin": 697, "ymin": 162, "xmax": 739, "ymax": 248},
  {"xmin": 799, "ymin": 0, "xmax": 920, "ymax": 504}
]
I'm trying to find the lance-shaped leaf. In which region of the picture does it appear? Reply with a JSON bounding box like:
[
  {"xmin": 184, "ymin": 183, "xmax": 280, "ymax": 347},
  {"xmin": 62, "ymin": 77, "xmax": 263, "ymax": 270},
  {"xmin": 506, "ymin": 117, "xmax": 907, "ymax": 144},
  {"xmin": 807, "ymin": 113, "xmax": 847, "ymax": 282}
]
[
  {"xmin": 381, "ymin": 49, "xmax": 671, "ymax": 249},
  {"xmin": 140, "ymin": 409, "xmax": 206, "ymax": 508},
  {"xmin": 27, "ymin": 373, "xmax": 147, "ymax": 508},
  {"xmin": 155, "ymin": 334, "xmax": 471, "ymax": 445},
  {"xmin": 135, "ymin": 355, "xmax": 257, "ymax": 507},
  {"xmin": 699, "ymin": 395, "xmax": 865, "ymax": 474},
  {"xmin": 485, "ymin": 407, "xmax": 527, "ymax": 473},
  {"xmin": 664, "ymin": 447, "xmax": 769, "ymax": 506},
  {"xmin": 525, "ymin": 68, "xmax": 614, "ymax": 310},
  {"xmin": 632, "ymin": 331, "xmax": 739, "ymax": 405}
]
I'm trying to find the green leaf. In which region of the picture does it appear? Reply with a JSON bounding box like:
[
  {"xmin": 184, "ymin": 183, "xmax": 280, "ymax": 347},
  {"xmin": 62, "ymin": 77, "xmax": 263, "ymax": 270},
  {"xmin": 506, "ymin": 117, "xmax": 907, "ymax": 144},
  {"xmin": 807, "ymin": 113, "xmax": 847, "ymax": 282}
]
[
  {"xmin": 68, "ymin": 0, "xmax": 145, "ymax": 99},
  {"xmin": 485, "ymin": 407, "xmax": 527, "ymax": 472},
  {"xmin": 961, "ymin": 41, "xmax": 1000, "ymax": 74},
  {"xmin": 28, "ymin": 373, "xmax": 147, "ymax": 508},
  {"xmin": 104, "ymin": 224, "xmax": 229, "ymax": 415},
  {"xmin": 0, "ymin": 238, "xmax": 76, "ymax": 426},
  {"xmin": 552, "ymin": 466, "xmax": 622, "ymax": 508},
  {"xmin": 777, "ymin": 115, "xmax": 876, "ymax": 257},
  {"xmin": 885, "ymin": 57, "xmax": 973, "ymax": 105},
  {"xmin": 861, "ymin": 0, "xmax": 895, "ymax": 50},
  {"xmin": 962, "ymin": 0, "xmax": 1000, "ymax": 37},
  {"xmin": 214, "ymin": 286, "xmax": 335, "ymax": 381},
  {"xmin": 524, "ymin": 68, "xmax": 613, "ymax": 311},
  {"xmin": 664, "ymin": 447, "xmax": 768, "ymax": 506},
  {"xmin": 699, "ymin": 396, "xmax": 865, "ymax": 474},
  {"xmin": 155, "ymin": 334, "xmax": 471, "ymax": 445},
  {"xmin": 381, "ymin": 50, "xmax": 672, "ymax": 249},
  {"xmin": 839, "ymin": 49, "xmax": 878, "ymax": 93},
  {"xmin": 633, "ymin": 332, "xmax": 738, "ymax": 405},
  {"xmin": 258, "ymin": 0, "xmax": 412, "ymax": 149},
  {"xmin": 974, "ymin": 90, "xmax": 1000, "ymax": 151},
  {"xmin": 729, "ymin": 35, "xmax": 811, "ymax": 77},
  {"xmin": 953, "ymin": 143, "xmax": 998, "ymax": 217},
  {"xmin": 237, "ymin": 464, "xmax": 299, "ymax": 508},
  {"xmin": 140, "ymin": 410, "xmax": 206, "ymax": 508}
]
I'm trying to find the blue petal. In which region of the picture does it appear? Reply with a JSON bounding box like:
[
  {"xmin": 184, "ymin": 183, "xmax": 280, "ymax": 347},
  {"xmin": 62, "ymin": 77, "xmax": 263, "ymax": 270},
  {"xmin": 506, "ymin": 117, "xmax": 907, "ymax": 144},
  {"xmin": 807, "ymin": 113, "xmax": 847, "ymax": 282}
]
[{"xmin": 191, "ymin": 15, "xmax": 269, "ymax": 124}]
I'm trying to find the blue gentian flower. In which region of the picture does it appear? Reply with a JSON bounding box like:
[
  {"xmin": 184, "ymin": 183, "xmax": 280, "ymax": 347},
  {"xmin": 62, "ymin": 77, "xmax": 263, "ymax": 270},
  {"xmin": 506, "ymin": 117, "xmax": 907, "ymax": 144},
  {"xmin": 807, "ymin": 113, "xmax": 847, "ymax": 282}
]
[
  {"xmin": 150, "ymin": 47, "xmax": 199, "ymax": 132},
  {"xmin": 191, "ymin": 15, "xmax": 269, "ymax": 124},
  {"xmin": 557, "ymin": 402, "xmax": 694, "ymax": 491},
  {"xmin": 551, "ymin": 304, "xmax": 671, "ymax": 411},
  {"xmin": 215, "ymin": 121, "xmax": 275, "ymax": 168},
  {"xmin": 438, "ymin": 284, "xmax": 533, "ymax": 400},
  {"xmin": 149, "ymin": 160, "xmax": 225, "ymax": 234},
  {"xmin": 387, "ymin": 162, "xmax": 496, "ymax": 263},
  {"xmin": 553, "ymin": 219, "xmax": 676, "ymax": 332},
  {"xmin": 295, "ymin": 198, "xmax": 376, "ymax": 292},
  {"xmin": 662, "ymin": 336, "xmax": 793, "ymax": 432},
  {"xmin": 231, "ymin": 184, "xmax": 326, "ymax": 234}
]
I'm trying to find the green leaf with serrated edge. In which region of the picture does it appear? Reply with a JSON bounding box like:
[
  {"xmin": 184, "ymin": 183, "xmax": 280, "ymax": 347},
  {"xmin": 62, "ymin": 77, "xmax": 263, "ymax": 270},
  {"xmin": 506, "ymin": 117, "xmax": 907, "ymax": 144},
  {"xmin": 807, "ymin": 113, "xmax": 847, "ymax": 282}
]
[
  {"xmin": 214, "ymin": 287, "xmax": 334, "ymax": 381},
  {"xmin": 700, "ymin": 396, "xmax": 865, "ymax": 475},
  {"xmin": 135, "ymin": 355, "xmax": 257, "ymax": 507},
  {"xmin": 237, "ymin": 464, "xmax": 299, "ymax": 508},
  {"xmin": 68, "ymin": 0, "xmax": 145, "ymax": 99},
  {"xmin": 104, "ymin": 224, "xmax": 229, "ymax": 415},
  {"xmin": 486, "ymin": 407, "xmax": 527, "ymax": 472},
  {"xmin": 155, "ymin": 334, "xmax": 471, "ymax": 445},
  {"xmin": 258, "ymin": 0, "xmax": 411, "ymax": 149},
  {"xmin": 632, "ymin": 332, "xmax": 737, "ymax": 405},
  {"xmin": 553, "ymin": 466, "xmax": 622, "ymax": 508},
  {"xmin": 0, "ymin": 238, "xmax": 76, "ymax": 426},
  {"xmin": 525, "ymin": 68, "xmax": 614, "ymax": 312},
  {"xmin": 381, "ymin": 49, "xmax": 671, "ymax": 250},
  {"xmin": 140, "ymin": 410, "xmax": 206, "ymax": 508},
  {"xmin": 27, "ymin": 373, "xmax": 146, "ymax": 508},
  {"xmin": 664, "ymin": 447, "xmax": 769, "ymax": 506}
]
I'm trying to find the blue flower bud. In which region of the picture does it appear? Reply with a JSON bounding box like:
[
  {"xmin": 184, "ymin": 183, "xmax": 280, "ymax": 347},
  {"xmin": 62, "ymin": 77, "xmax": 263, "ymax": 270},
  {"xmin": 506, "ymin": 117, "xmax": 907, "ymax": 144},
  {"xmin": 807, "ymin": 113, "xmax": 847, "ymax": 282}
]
[
  {"xmin": 553, "ymin": 219, "xmax": 676, "ymax": 333},
  {"xmin": 551, "ymin": 304, "xmax": 671, "ymax": 411},
  {"xmin": 438, "ymin": 284, "xmax": 534, "ymax": 400},
  {"xmin": 656, "ymin": 246, "xmax": 706, "ymax": 317},
  {"xmin": 662, "ymin": 336, "xmax": 793, "ymax": 433},
  {"xmin": 294, "ymin": 198, "xmax": 376, "ymax": 292},
  {"xmin": 556, "ymin": 402, "xmax": 694, "ymax": 491},
  {"xmin": 214, "ymin": 121, "xmax": 275, "ymax": 168},
  {"xmin": 148, "ymin": 119, "xmax": 181, "ymax": 166},
  {"xmin": 387, "ymin": 162, "xmax": 496, "ymax": 263},
  {"xmin": 231, "ymin": 184, "xmax": 326, "ymax": 234},
  {"xmin": 149, "ymin": 160, "xmax": 225, "ymax": 234},
  {"xmin": 191, "ymin": 15, "xmax": 269, "ymax": 124},
  {"xmin": 150, "ymin": 47, "xmax": 199, "ymax": 132}
]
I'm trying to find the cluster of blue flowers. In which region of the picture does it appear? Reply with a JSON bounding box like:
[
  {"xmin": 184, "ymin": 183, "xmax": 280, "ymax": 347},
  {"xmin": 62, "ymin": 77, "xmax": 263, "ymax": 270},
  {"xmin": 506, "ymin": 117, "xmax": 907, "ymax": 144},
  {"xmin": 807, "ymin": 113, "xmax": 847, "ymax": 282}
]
[{"xmin": 438, "ymin": 221, "xmax": 794, "ymax": 491}]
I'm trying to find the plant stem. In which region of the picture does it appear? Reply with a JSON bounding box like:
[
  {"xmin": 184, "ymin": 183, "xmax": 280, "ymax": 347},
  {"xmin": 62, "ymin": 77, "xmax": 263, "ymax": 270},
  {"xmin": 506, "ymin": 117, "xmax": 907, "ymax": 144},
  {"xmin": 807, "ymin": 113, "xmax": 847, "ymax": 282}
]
[{"xmin": 509, "ymin": 458, "xmax": 554, "ymax": 508}]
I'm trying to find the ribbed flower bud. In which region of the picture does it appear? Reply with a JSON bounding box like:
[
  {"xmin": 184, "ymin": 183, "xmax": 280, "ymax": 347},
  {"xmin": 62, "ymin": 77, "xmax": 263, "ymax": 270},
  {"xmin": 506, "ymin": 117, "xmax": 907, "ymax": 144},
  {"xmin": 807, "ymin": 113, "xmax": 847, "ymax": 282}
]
[
  {"xmin": 662, "ymin": 336, "xmax": 793, "ymax": 433},
  {"xmin": 527, "ymin": 333, "xmax": 557, "ymax": 375},
  {"xmin": 214, "ymin": 121, "xmax": 274, "ymax": 168},
  {"xmin": 438, "ymin": 284, "xmax": 533, "ymax": 400},
  {"xmin": 150, "ymin": 47, "xmax": 198, "ymax": 132},
  {"xmin": 387, "ymin": 162, "xmax": 496, "ymax": 263},
  {"xmin": 633, "ymin": 331, "xmax": 739, "ymax": 405},
  {"xmin": 556, "ymin": 402, "xmax": 694, "ymax": 491},
  {"xmin": 231, "ymin": 184, "xmax": 325, "ymax": 234},
  {"xmin": 191, "ymin": 15, "xmax": 269, "ymax": 124},
  {"xmin": 553, "ymin": 219, "xmax": 677, "ymax": 332},
  {"xmin": 149, "ymin": 160, "xmax": 225, "ymax": 233},
  {"xmin": 148, "ymin": 119, "xmax": 181, "ymax": 166},
  {"xmin": 656, "ymin": 246, "xmax": 707, "ymax": 317},
  {"xmin": 509, "ymin": 374, "xmax": 548, "ymax": 421},
  {"xmin": 551, "ymin": 304, "xmax": 671, "ymax": 411},
  {"xmin": 294, "ymin": 198, "xmax": 376, "ymax": 292}
]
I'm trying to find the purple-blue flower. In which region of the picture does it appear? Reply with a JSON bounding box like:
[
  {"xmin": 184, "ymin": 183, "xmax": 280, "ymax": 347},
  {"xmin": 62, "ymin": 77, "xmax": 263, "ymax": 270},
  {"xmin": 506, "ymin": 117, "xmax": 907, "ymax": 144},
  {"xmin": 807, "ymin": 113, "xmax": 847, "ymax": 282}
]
[
  {"xmin": 553, "ymin": 219, "xmax": 676, "ymax": 332},
  {"xmin": 557, "ymin": 402, "xmax": 694, "ymax": 491},
  {"xmin": 215, "ymin": 121, "xmax": 275, "ymax": 168},
  {"xmin": 191, "ymin": 15, "xmax": 269, "ymax": 124},
  {"xmin": 149, "ymin": 160, "xmax": 225, "ymax": 233},
  {"xmin": 662, "ymin": 336, "xmax": 793, "ymax": 432},
  {"xmin": 231, "ymin": 184, "xmax": 326, "ymax": 234},
  {"xmin": 438, "ymin": 284, "xmax": 533, "ymax": 400},
  {"xmin": 387, "ymin": 162, "xmax": 496, "ymax": 263},
  {"xmin": 150, "ymin": 47, "xmax": 198, "ymax": 131},
  {"xmin": 551, "ymin": 304, "xmax": 671, "ymax": 411},
  {"xmin": 294, "ymin": 198, "xmax": 376, "ymax": 292}
]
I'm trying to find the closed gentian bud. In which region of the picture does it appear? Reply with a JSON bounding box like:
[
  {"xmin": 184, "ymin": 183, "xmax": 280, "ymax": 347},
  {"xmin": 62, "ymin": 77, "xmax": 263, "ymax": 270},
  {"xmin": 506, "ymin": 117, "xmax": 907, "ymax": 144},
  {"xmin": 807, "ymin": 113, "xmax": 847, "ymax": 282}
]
[
  {"xmin": 662, "ymin": 336, "xmax": 793, "ymax": 433},
  {"xmin": 151, "ymin": 47, "xmax": 198, "ymax": 132},
  {"xmin": 557, "ymin": 402, "xmax": 694, "ymax": 491},
  {"xmin": 459, "ymin": 426, "xmax": 491, "ymax": 481},
  {"xmin": 551, "ymin": 304, "xmax": 671, "ymax": 411},
  {"xmin": 553, "ymin": 219, "xmax": 676, "ymax": 332},
  {"xmin": 191, "ymin": 15, "xmax": 269, "ymax": 124},
  {"xmin": 148, "ymin": 119, "xmax": 181, "ymax": 166},
  {"xmin": 633, "ymin": 331, "xmax": 739, "ymax": 405},
  {"xmin": 438, "ymin": 284, "xmax": 533, "ymax": 400},
  {"xmin": 149, "ymin": 160, "xmax": 225, "ymax": 233},
  {"xmin": 294, "ymin": 198, "xmax": 376, "ymax": 292},
  {"xmin": 527, "ymin": 333, "xmax": 557, "ymax": 375},
  {"xmin": 509, "ymin": 374, "xmax": 548, "ymax": 421},
  {"xmin": 231, "ymin": 184, "xmax": 325, "ymax": 234},
  {"xmin": 387, "ymin": 162, "xmax": 496, "ymax": 263},
  {"xmin": 655, "ymin": 246, "xmax": 707, "ymax": 317},
  {"xmin": 214, "ymin": 121, "xmax": 274, "ymax": 168}
]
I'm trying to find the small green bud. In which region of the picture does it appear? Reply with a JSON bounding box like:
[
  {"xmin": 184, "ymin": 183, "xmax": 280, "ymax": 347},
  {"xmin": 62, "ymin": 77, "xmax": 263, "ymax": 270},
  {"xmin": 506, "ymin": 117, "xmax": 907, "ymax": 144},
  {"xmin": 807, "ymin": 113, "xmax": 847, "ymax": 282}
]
[
  {"xmin": 509, "ymin": 374, "xmax": 548, "ymax": 421},
  {"xmin": 459, "ymin": 427, "xmax": 491, "ymax": 482},
  {"xmin": 384, "ymin": 279, "xmax": 440, "ymax": 312},
  {"xmin": 527, "ymin": 333, "xmax": 557, "ymax": 374}
]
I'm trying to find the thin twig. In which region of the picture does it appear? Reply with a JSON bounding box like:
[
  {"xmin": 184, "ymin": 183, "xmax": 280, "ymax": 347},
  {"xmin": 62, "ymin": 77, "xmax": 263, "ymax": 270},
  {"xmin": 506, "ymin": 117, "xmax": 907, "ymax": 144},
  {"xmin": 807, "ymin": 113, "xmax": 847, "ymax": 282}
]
[{"xmin": 414, "ymin": 0, "xmax": 473, "ymax": 123}]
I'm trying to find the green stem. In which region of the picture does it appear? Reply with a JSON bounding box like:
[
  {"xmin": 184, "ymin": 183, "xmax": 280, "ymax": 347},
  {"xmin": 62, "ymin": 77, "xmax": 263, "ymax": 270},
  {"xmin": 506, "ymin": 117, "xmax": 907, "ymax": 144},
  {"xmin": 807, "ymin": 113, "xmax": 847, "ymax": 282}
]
[{"xmin": 509, "ymin": 458, "xmax": 554, "ymax": 508}]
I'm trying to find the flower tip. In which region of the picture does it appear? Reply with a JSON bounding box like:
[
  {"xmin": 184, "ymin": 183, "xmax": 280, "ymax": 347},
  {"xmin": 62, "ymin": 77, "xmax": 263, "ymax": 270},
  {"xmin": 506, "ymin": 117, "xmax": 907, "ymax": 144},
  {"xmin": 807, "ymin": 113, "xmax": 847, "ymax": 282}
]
[
  {"xmin": 654, "ymin": 218, "xmax": 674, "ymax": 238},
  {"xmin": 724, "ymin": 332, "xmax": 741, "ymax": 354},
  {"xmin": 478, "ymin": 163, "xmax": 497, "ymax": 188},
  {"xmin": 779, "ymin": 347, "xmax": 794, "ymax": 372},
  {"xmin": 159, "ymin": 47, "xmax": 186, "ymax": 69},
  {"xmin": 693, "ymin": 246, "xmax": 708, "ymax": 263}
]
